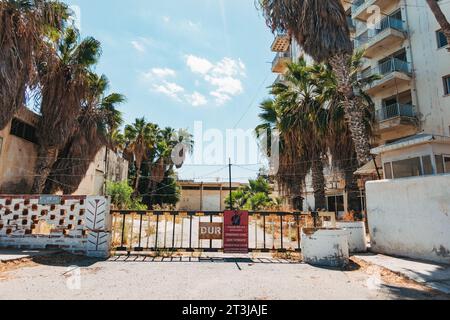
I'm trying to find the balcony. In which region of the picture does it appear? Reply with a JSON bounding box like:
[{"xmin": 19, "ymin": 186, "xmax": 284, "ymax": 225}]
[
  {"xmin": 376, "ymin": 103, "xmax": 418, "ymax": 139},
  {"xmin": 272, "ymin": 52, "xmax": 291, "ymax": 74},
  {"xmin": 352, "ymin": 0, "xmax": 399, "ymax": 21},
  {"xmin": 360, "ymin": 58, "xmax": 412, "ymax": 94},
  {"xmin": 377, "ymin": 103, "xmax": 416, "ymax": 121},
  {"xmin": 271, "ymin": 33, "xmax": 291, "ymax": 52},
  {"xmin": 273, "ymin": 74, "xmax": 286, "ymax": 85},
  {"xmin": 355, "ymin": 16, "xmax": 406, "ymax": 58}
]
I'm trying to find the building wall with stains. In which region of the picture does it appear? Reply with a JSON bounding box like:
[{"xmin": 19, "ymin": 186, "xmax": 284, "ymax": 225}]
[
  {"xmin": 0, "ymin": 108, "xmax": 128, "ymax": 195},
  {"xmin": 0, "ymin": 107, "xmax": 39, "ymax": 193},
  {"xmin": 366, "ymin": 175, "xmax": 450, "ymax": 264}
]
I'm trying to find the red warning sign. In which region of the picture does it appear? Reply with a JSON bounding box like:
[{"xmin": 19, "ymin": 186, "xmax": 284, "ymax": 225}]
[{"xmin": 223, "ymin": 211, "xmax": 249, "ymax": 254}]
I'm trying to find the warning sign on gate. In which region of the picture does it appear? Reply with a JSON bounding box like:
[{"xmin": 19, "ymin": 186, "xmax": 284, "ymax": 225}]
[{"xmin": 223, "ymin": 210, "xmax": 249, "ymax": 254}]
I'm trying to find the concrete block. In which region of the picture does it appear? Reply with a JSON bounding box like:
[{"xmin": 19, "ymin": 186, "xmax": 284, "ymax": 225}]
[{"xmin": 301, "ymin": 228, "xmax": 350, "ymax": 268}]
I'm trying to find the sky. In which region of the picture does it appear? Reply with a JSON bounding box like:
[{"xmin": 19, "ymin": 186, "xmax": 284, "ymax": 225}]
[{"xmin": 66, "ymin": 0, "xmax": 277, "ymax": 183}]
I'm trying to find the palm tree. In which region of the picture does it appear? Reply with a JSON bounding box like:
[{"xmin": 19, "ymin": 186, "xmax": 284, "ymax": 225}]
[
  {"xmin": 311, "ymin": 51, "xmax": 377, "ymax": 211},
  {"xmin": 45, "ymin": 73, "xmax": 125, "ymax": 194},
  {"xmin": 256, "ymin": 98, "xmax": 310, "ymax": 211},
  {"xmin": 124, "ymin": 118, "xmax": 158, "ymax": 193},
  {"xmin": 427, "ymin": 0, "xmax": 450, "ymax": 51},
  {"xmin": 0, "ymin": 0, "xmax": 68, "ymax": 129},
  {"xmin": 259, "ymin": 0, "xmax": 372, "ymax": 165},
  {"xmin": 31, "ymin": 28, "xmax": 102, "ymax": 193},
  {"xmin": 271, "ymin": 59, "xmax": 328, "ymax": 210}
]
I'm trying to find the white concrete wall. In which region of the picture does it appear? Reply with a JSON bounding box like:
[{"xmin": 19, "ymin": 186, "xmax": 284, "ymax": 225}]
[
  {"xmin": 0, "ymin": 195, "xmax": 112, "ymax": 257},
  {"xmin": 366, "ymin": 175, "xmax": 450, "ymax": 264}
]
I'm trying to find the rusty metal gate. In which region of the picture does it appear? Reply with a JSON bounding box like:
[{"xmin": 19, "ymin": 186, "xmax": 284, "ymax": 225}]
[{"xmin": 110, "ymin": 210, "xmax": 313, "ymax": 253}]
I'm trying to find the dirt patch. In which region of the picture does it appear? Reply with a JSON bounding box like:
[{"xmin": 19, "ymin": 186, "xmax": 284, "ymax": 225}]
[
  {"xmin": 0, "ymin": 258, "xmax": 37, "ymax": 281},
  {"xmin": 351, "ymin": 256, "xmax": 450, "ymax": 299},
  {"xmin": 271, "ymin": 251, "xmax": 301, "ymax": 261}
]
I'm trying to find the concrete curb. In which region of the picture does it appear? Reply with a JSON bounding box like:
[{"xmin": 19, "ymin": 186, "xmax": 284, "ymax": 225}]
[{"xmin": 353, "ymin": 254, "xmax": 450, "ymax": 295}]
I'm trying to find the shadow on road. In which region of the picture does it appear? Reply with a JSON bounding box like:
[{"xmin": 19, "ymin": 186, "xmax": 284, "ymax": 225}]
[
  {"xmin": 380, "ymin": 284, "xmax": 450, "ymax": 300},
  {"xmin": 30, "ymin": 252, "xmax": 102, "ymax": 268},
  {"xmin": 107, "ymin": 254, "xmax": 303, "ymax": 265}
]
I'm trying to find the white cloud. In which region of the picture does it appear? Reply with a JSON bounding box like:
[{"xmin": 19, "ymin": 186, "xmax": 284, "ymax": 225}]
[
  {"xmin": 210, "ymin": 91, "xmax": 231, "ymax": 105},
  {"xmin": 149, "ymin": 68, "xmax": 176, "ymax": 78},
  {"xmin": 186, "ymin": 55, "xmax": 213, "ymax": 75},
  {"xmin": 131, "ymin": 37, "xmax": 156, "ymax": 54},
  {"xmin": 205, "ymin": 75, "xmax": 243, "ymax": 96},
  {"xmin": 153, "ymin": 81, "xmax": 185, "ymax": 100},
  {"xmin": 184, "ymin": 55, "xmax": 246, "ymax": 105},
  {"xmin": 212, "ymin": 57, "xmax": 246, "ymax": 77},
  {"xmin": 186, "ymin": 92, "xmax": 208, "ymax": 107},
  {"xmin": 131, "ymin": 40, "xmax": 146, "ymax": 53}
]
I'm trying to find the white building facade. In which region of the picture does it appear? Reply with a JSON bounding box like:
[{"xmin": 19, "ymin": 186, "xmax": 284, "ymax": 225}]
[{"xmin": 268, "ymin": 0, "xmax": 450, "ymax": 212}]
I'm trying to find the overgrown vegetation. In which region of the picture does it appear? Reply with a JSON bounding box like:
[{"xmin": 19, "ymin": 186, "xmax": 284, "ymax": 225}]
[
  {"xmin": 0, "ymin": 1, "xmax": 191, "ymax": 207},
  {"xmin": 225, "ymin": 176, "xmax": 282, "ymax": 211}
]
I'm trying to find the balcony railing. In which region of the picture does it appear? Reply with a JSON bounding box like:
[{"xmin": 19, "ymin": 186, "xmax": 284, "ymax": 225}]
[
  {"xmin": 360, "ymin": 58, "xmax": 411, "ymax": 80},
  {"xmin": 274, "ymin": 74, "xmax": 286, "ymax": 84},
  {"xmin": 272, "ymin": 52, "xmax": 292, "ymax": 71},
  {"xmin": 378, "ymin": 58, "xmax": 411, "ymax": 75},
  {"xmin": 377, "ymin": 103, "xmax": 416, "ymax": 121},
  {"xmin": 355, "ymin": 16, "xmax": 406, "ymax": 47}
]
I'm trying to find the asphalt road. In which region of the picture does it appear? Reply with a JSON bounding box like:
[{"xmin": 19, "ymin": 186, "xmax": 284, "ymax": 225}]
[{"xmin": 1, "ymin": 253, "xmax": 448, "ymax": 300}]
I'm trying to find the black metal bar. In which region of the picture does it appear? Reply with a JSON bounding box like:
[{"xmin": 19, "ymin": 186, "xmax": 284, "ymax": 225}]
[
  {"xmin": 295, "ymin": 214, "xmax": 301, "ymax": 251},
  {"xmin": 209, "ymin": 215, "xmax": 213, "ymax": 249},
  {"xmin": 109, "ymin": 210, "xmax": 311, "ymax": 254},
  {"xmin": 280, "ymin": 215, "xmax": 284, "ymax": 250},
  {"xmin": 172, "ymin": 214, "xmax": 176, "ymax": 249},
  {"xmin": 135, "ymin": 214, "xmax": 144, "ymax": 251},
  {"xmin": 117, "ymin": 214, "xmax": 127, "ymax": 251},
  {"xmin": 263, "ymin": 214, "xmax": 266, "ymax": 250},
  {"xmin": 189, "ymin": 215, "xmax": 193, "ymax": 250},
  {"xmin": 155, "ymin": 213, "xmax": 160, "ymax": 250}
]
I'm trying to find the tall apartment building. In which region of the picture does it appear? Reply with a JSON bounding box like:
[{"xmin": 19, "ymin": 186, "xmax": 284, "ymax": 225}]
[
  {"xmin": 269, "ymin": 0, "xmax": 450, "ymax": 212},
  {"xmin": 351, "ymin": 0, "xmax": 450, "ymax": 178}
]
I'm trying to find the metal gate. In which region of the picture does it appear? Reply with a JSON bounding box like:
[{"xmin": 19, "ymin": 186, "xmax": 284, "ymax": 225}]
[{"xmin": 110, "ymin": 210, "xmax": 313, "ymax": 253}]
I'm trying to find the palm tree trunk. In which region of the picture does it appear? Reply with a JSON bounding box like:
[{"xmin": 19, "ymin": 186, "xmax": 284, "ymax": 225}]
[
  {"xmin": 291, "ymin": 179, "xmax": 304, "ymax": 211},
  {"xmin": 329, "ymin": 53, "xmax": 372, "ymax": 166},
  {"xmin": 32, "ymin": 146, "xmax": 59, "ymax": 194},
  {"xmin": 134, "ymin": 165, "xmax": 141, "ymax": 195},
  {"xmin": 311, "ymin": 158, "xmax": 326, "ymax": 211},
  {"xmin": 427, "ymin": 0, "xmax": 450, "ymax": 51},
  {"xmin": 344, "ymin": 164, "xmax": 360, "ymax": 213}
]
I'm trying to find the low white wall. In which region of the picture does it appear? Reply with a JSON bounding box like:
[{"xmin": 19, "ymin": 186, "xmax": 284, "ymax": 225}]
[
  {"xmin": 366, "ymin": 175, "xmax": 450, "ymax": 264},
  {"xmin": 0, "ymin": 195, "xmax": 112, "ymax": 258}
]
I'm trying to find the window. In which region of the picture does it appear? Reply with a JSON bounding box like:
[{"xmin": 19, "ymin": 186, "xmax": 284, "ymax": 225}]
[
  {"xmin": 445, "ymin": 156, "xmax": 450, "ymax": 174},
  {"xmin": 437, "ymin": 30, "xmax": 448, "ymax": 49},
  {"xmin": 436, "ymin": 155, "xmax": 445, "ymax": 174},
  {"xmin": 422, "ymin": 155, "xmax": 434, "ymax": 175},
  {"xmin": 384, "ymin": 162, "xmax": 393, "ymax": 179},
  {"xmin": 392, "ymin": 157, "xmax": 422, "ymax": 179},
  {"xmin": 327, "ymin": 195, "xmax": 344, "ymax": 214},
  {"xmin": 443, "ymin": 75, "xmax": 450, "ymax": 95},
  {"xmin": 10, "ymin": 118, "xmax": 38, "ymax": 144}
]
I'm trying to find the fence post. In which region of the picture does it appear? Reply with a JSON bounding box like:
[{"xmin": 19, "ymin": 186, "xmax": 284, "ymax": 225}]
[{"xmin": 85, "ymin": 196, "xmax": 112, "ymax": 258}]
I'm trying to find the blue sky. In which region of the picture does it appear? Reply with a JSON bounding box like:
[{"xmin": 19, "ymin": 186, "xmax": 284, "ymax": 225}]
[{"xmin": 66, "ymin": 0, "xmax": 277, "ymax": 182}]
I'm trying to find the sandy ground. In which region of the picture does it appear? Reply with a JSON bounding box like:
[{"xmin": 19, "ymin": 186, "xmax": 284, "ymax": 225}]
[{"xmin": 0, "ymin": 253, "xmax": 449, "ymax": 300}]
